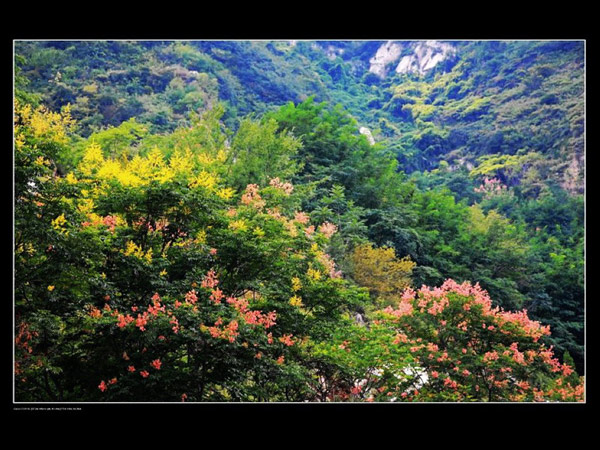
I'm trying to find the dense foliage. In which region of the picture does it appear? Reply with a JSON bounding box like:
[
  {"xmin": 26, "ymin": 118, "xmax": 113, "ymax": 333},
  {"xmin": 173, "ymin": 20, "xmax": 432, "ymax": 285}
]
[{"xmin": 14, "ymin": 40, "xmax": 585, "ymax": 402}]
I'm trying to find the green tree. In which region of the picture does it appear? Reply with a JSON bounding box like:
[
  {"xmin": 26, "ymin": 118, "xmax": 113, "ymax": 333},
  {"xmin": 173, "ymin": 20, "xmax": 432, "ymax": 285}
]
[{"xmin": 227, "ymin": 117, "xmax": 302, "ymax": 192}]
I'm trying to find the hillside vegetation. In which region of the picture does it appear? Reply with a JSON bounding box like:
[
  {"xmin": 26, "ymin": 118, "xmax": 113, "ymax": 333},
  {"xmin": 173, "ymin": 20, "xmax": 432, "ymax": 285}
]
[{"xmin": 14, "ymin": 40, "xmax": 585, "ymax": 402}]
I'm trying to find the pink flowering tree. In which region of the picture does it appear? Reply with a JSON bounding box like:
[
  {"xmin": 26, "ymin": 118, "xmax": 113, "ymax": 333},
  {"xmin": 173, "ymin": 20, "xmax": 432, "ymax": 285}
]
[
  {"xmin": 14, "ymin": 131, "xmax": 368, "ymax": 402},
  {"xmin": 83, "ymin": 272, "xmax": 286, "ymax": 401},
  {"xmin": 77, "ymin": 177, "xmax": 367, "ymax": 402},
  {"xmin": 367, "ymin": 280, "xmax": 584, "ymax": 402},
  {"xmin": 306, "ymin": 279, "xmax": 584, "ymax": 402}
]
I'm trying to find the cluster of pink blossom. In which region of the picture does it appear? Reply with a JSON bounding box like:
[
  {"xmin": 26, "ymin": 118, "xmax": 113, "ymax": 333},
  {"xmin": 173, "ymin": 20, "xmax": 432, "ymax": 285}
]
[
  {"xmin": 147, "ymin": 293, "xmax": 166, "ymax": 316},
  {"xmin": 132, "ymin": 217, "xmax": 169, "ymax": 233},
  {"xmin": 117, "ymin": 313, "xmax": 134, "ymax": 328},
  {"xmin": 241, "ymin": 184, "xmax": 266, "ymax": 209},
  {"xmin": 102, "ymin": 215, "xmax": 118, "ymax": 232},
  {"xmin": 387, "ymin": 280, "xmax": 553, "ymax": 345},
  {"xmin": 443, "ymin": 377, "xmax": 458, "ymax": 389},
  {"xmin": 269, "ymin": 177, "xmax": 294, "ymax": 195},
  {"xmin": 318, "ymin": 222, "xmax": 338, "ymax": 239},
  {"xmin": 201, "ymin": 270, "xmax": 219, "ymax": 289},
  {"xmin": 15, "ymin": 322, "xmax": 37, "ymax": 355},
  {"xmin": 383, "ymin": 300, "xmax": 413, "ymax": 318},
  {"xmin": 225, "ymin": 296, "xmax": 277, "ymax": 329},
  {"xmin": 278, "ymin": 334, "xmax": 296, "ymax": 347},
  {"xmin": 496, "ymin": 310, "xmax": 551, "ymax": 341},
  {"xmin": 544, "ymin": 378, "xmax": 584, "ymax": 401},
  {"xmin": 82, "ymin": 214, "xmax": 120, "ymax": 232},
  {"xmin": 538, "ymin": 345, "xmax": 564, "ymax": 373},
  {"xmin": 209, "ymin": 288, "xmax": 224, "ymax": 305},
  {"xmin": 483, "ymin": 351, "xmax": 499, "ymax": 363},
  {"xmin": 427, "ymin": 297, "xmax": 450, "ymax": 316},
  {"xmin": 184, "ymin": 290, "xmax": 198, "ymax": 304},
  {"xmin": 169, "ymin": 315, "xmax": 179, "ymax": 334},
  {"xmin": 294, "ymin": 211, "xmax": 310, "ymax": 224},
  {"xmin": 474, "ymin": 177, "xmax": 509, "ymax": 197},
  {"xmin": 136, "ymin": 312, "xmax": 148, "ymax": 331},
  {"xmin": 507, "ymin": 342, "xmax": 526, "ymax": 365},
  {"xmin": 392, "ymin": 333, "xmax": 409, "ymax": 344},
  {"xmin": 207, "ymin": 318, "xmax": 240, "ymax": 343}
]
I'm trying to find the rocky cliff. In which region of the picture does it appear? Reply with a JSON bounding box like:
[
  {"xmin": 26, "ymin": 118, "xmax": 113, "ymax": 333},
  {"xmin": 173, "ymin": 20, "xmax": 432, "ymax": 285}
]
[{"xmin": 369, "ymin": 40, "xmax": 456, "ymax": 78}]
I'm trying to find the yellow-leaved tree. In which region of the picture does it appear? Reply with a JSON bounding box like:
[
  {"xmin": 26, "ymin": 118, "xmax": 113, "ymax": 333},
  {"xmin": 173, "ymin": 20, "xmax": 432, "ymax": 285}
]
[{"xmin": 350, "ymin": 243, "xmax": 416, "ymax": 306}]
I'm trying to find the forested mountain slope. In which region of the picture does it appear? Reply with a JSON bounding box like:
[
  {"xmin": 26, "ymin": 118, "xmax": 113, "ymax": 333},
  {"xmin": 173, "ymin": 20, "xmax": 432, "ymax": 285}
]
[
  {"xmin": 13, "ymin": 40, "xmax": 585, "ymax": 401},
  {"xmin": 15, "ymin": 40, "xmax": 584, "ymax": 193}
]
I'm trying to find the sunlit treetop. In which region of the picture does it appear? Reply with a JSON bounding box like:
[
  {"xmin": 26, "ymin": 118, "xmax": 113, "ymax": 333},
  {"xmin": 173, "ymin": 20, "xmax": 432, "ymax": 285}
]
[{"xmin": 14, "ymin": 99, "xmax": 75, "ymax": 149}]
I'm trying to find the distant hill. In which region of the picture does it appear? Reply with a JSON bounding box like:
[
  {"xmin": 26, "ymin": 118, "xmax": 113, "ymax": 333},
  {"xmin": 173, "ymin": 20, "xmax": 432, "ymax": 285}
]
[{"xmin": 15, "ymin": 40, "xmax": 584, "ymax": 196}]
